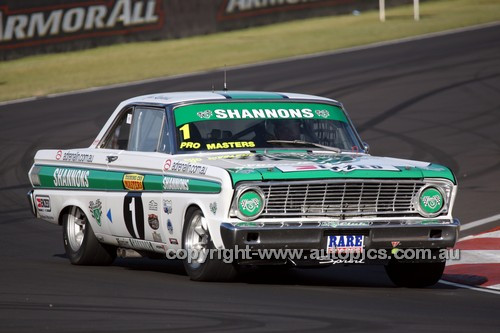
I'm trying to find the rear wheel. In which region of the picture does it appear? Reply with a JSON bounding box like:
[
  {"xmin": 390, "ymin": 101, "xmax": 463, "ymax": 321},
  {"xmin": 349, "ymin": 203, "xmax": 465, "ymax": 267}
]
[
  {"xmin": 63, "ymin": 206, "xmax": 116, "ymax": 265},
  {"xmin": 182, "ymin": 207, "xmax": 237, "ymax": 281},
  {"xmin": 385, "ymin": 260, "xmax": 445, "ymax": 288}
]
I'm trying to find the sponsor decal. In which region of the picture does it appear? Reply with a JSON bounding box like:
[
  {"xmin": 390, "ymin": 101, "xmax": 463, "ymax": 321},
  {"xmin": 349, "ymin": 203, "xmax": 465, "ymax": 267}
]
[
  {"xmin": 240, "ymin": 198, "xmax": 259, "ymax": 213},
  {"xmin": 422, "ymin": 194, "xmax": 441, "ymax": 210},
  {"xmin": 235, "ymin": 168, "xmax": 257, "ymax": 174},
  {"xmin": 148, "ymin": 214, "xmax": 159, "ymax": 230},
  {"xmin": 277, "ymin": 163, "xmax": 399, "ymax": 173},
  {"xmin": 169, "ymin": 238, "xmax": 178, "ymax": 245},
  {"xmin": 164, "ymin": 160, "xmax": 207, "ymax": 175},
  {"xmin": 319, "ymin": 221, "xmax": 372, "ymax": 227},
  {"xmin": 162, "ymin": 177, "xmax": 189, "ymax": 191},
  {"xmin": 174, "ymin": 102, "xmax": 347, "ymax": 127},
  {"xmin": 55, "ymin": 150, "xmax": 62, "ymax": 160},
  {"xmin": 265, "ymin": 153, "xmax": 355, "ymax": 164},
  {"xmin": 391, "ymin": 241, "xmax": 401, "ymax": 248},
  {"xmin": 152, "ymin": 231, "xmax": 162, "ymax": 243},
  {"xmin": 163, "ymin": 199, "xmax": 172, "ymax": 214},
  {"xmin": 234, "ymin": 221, "xmax": 259, "ymax": 227},
  {"xmin": 210, "ymin": 202, "xmax": 217, "ymax": 215},
  {"xmin": 163, "ymin": 159, "xmax": 172, "ymax": 171},
  {"xmin": 35, "ymin": 195, "xmax": 51, "ymax": 212},
  {"xmin": 129, "ymin": 238, "xmax": 154, "ymax": 251},
  {"xmin": 116, "ymin": 238, "xmax": 130, "ymax": 247},
  {"xmin": 327, "ymin": 235, "xmax": 364, "ymax": 254},
  {"xmin": 148, "ymin": 200, "xmax": 158, "ymax": 211},
  {"xmin": 183, "ymin": 158, "xmax": 202, "ymax": 163},
  {"xmin": 123, "ymin": 173, "xmax": 144, "ymax": 191},
  {"xmin": 238, "ymin": 191, "xmax": 262, "ymax": 217},
  {"xmin": 89, "ymin": 199, "xmax": 103, "ymax": 226},
  {"xmin": 207, "ymin": 153, "xmax": 252, "ymax": 160},
  {"xmin": 418, "ymin": 187, "xmax": 444, "ymax": 215},
  {"xmin": 315, "ymin": 109, "xmax": 330, "ymax": 118},
  {"xmin": 278, "ymin": 165, "xmax": 324, "ymax": 172},
  {"xmin": 206, "ymin": 141, "xmax": 256, "ymax": 150},
  {"xmin": 0, "ymin": 0, "xmax": 163, "ymax": 50},
  {"xmin": 329, "ymin": 164, "xmax": 399, "ymax": 172},
  {"xmin": 53, "ymin": 168, "xmax": 90, "ymax": 187},
  {"xmin": 219, "ymin": 0, "xmax": 336, "ymax": 20},
  {"xmin": 62, "ymin": 151, "xmax": 94, "ymax": 163},
  {"xmin": 107, "ymin": 209, "xmax": 113, "ymax": 223},
  {"xmin": 179, "ymin": 142, "xmax": 201, "ymax": 149},
  {"xmin": 197, "ymin": 110, "xmax": 212, "ymax": 119},
  {"xmin": 210, "ymin": 108, "xmax": 314, "ymax": 120},
  {"xmin": 167, "ymin": 219, "xmax": 173, "ymax": 234}
]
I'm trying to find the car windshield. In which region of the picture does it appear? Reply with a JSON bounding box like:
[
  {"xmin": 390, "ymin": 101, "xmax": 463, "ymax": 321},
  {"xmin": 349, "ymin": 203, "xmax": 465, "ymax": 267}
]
[{"xmin": 173, "ymin": 102, "xmax": 362, "ymax": 153}]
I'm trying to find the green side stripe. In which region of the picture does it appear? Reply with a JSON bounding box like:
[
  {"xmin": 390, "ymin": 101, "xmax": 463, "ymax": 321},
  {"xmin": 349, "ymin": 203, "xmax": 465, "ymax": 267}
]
[
  {"xmin": 174, "ymin": 102, "xmax": 347, "ymax": 127},
  {"xmin": 36, "ymin": 166, "xmax": 221, "ymax": 193}
]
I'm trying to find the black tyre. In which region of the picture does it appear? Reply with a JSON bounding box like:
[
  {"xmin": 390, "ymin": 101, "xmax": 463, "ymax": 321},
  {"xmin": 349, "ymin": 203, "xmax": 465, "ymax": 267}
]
[
  {"xmin": 63, "ymin": 206, "xmax": 116, "ymax": 265},
  {"xmin": 385, "ymin": 260, "xmax": 445, "ymax": 288},
  {"xmin": 182, "ymin": 207, "xmax": 237, "ymax": 281}
]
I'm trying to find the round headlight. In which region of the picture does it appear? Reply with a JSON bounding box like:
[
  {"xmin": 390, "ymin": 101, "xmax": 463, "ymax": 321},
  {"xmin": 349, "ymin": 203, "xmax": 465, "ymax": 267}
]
[
  {"xmin": 235, "ymin": 187, "xmax": 265, "ymax": 221},
  {"xmin": 415, "ymin": 186, "xmax": 445, "ymax": 217}
]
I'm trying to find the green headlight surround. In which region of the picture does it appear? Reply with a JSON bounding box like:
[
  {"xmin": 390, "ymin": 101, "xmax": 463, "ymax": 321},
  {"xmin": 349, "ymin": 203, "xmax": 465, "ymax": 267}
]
[
  {"xmin": 416, "ymin": 185, "xmax": 445, "ymax": 217},
  {"xmin": 234, "ymin": 186, "xmax": 265, "ymax": 221}
]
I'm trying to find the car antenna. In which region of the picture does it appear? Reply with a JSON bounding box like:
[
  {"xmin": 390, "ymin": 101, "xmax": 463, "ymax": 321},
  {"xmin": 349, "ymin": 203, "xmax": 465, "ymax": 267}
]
[{"xmin": 223, "ymin": 65, "xmax": 228, "ymax": 91}]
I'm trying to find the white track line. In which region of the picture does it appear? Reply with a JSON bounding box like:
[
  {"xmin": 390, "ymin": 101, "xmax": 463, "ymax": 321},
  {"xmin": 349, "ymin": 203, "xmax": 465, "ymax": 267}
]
[
  {"xmin": 439, "ymin": 280, "xmax": 500, "ymax": 295},
  {"xmin": 460, "ymin": 214, "xmax": 500, "ymax": 232},
  {"xmin": 0, "ymin": 21, "xmax": 499, "ymax": 107},
  {"xmin": 446, "ymin": 250, "xmax": 500, "ymax": 266}
]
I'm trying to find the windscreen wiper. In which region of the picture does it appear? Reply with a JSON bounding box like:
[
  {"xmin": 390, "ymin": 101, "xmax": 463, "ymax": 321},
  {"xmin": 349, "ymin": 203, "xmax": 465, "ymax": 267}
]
[{"xmin": 267, "ymin": 140, "xmax": 341, "ymax": 153}]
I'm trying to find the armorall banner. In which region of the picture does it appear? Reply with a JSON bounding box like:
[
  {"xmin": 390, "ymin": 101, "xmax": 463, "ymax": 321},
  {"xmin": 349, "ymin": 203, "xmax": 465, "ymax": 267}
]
[{"xmin": 0, "ymin": 0, "xmax": 400, "ymax": 60}]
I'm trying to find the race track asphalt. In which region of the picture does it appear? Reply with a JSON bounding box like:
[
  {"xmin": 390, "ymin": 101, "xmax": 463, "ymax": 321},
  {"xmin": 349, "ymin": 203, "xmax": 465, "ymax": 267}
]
[{"xmin": 0, "ymin": 24, "xmax": 499, "ymax": 332}]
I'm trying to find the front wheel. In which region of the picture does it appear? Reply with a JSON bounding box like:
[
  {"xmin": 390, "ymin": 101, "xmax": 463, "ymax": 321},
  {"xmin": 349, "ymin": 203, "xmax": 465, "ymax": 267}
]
[
  {"xmin": 385, "ymin": 260, "xmax": 445, "ymax": 288},
  {"xmin": 63, "ymin": 206, "xmax": 116, "ymax": 265},
  {"xmin": 182, "ymin": 207, "xmax": 237, "ymax": 281}
]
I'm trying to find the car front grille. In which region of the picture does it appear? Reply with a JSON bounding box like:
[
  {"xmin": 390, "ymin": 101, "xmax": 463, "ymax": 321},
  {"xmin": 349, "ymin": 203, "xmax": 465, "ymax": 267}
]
[{"xmin": 258, "ymin": 180, "xmax": 424, "ymax": 218}]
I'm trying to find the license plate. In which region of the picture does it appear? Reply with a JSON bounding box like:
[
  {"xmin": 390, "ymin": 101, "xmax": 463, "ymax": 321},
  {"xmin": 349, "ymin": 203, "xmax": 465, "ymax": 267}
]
[{"xmin": 327, "ymin": 235, "xmax": 364, "ymax": 254}]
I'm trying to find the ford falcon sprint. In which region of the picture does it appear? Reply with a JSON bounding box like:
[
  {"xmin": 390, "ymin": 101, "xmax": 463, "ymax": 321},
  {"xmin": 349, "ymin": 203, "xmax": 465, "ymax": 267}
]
[{"xmin": 28, "ymin": 91, "xmax": 459, "ymax": 286}]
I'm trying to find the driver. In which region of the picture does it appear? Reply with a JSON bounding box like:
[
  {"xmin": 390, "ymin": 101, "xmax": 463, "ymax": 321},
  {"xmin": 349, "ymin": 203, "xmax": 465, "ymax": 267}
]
[{"xmin": 273, "ymin": 119, "xmax": 302, "ymax": 141}]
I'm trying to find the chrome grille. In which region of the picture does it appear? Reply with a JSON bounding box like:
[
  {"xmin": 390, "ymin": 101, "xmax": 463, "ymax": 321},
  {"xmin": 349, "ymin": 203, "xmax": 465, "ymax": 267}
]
[{"xmin": 259, "ymin": 180, "xmax": 424, "ymax": 217}]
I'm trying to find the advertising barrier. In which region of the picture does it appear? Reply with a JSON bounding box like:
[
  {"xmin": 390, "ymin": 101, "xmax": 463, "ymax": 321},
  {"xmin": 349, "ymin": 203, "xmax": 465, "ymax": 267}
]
[{"xmin": 0, "ymin": 0, "xmax": 409, "ymax": 60}]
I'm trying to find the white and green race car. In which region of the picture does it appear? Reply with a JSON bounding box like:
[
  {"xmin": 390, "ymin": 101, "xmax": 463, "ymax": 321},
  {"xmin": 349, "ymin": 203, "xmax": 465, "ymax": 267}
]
[{"xmin": 28, "ymin": 91, "xmax": 459, "ymax": 286}]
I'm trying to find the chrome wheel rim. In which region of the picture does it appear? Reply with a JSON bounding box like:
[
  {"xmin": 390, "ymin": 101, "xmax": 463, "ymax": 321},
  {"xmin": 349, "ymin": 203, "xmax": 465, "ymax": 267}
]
[
  {"xmin": 67, "ymin": 206, "xmax": 86, "ymax": 252},
  {"xmin": 184, "ymin": 211, "xmax": 209, "ymax": 269}
]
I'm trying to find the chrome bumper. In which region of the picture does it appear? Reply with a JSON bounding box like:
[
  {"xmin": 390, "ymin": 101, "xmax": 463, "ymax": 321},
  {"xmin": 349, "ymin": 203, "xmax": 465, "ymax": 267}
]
[
  {"xmin": 27, "ymin": 189, "xmax": 39, "ymax": 218},
  {"xmin": 220, "ymin": 218, "xmax": 460, "ymax": 250}
]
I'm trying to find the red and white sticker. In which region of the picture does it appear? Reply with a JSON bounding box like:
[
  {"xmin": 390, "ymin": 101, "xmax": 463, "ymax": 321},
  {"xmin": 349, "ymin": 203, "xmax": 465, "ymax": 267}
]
[
  {"xmin": 55, "ymin": 150, "xmax": 62, "ymax": 160},
  {"xmin": 277, "ymin": 165, "xmax": 324, "ymax": 172},
  {"xmin": 35, "ymin": 195, "xmax": 51, "ymax": 212},
  {"xmin": 163, "ymin": 159, "xmax": 172, "ymax": 171}
]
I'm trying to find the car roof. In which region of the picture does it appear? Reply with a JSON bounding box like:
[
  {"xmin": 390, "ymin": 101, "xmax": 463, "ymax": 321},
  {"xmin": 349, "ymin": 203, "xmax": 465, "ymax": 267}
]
[{"xmin": 120, "ymin": 91, "xmax": 338, "ymax": 106}]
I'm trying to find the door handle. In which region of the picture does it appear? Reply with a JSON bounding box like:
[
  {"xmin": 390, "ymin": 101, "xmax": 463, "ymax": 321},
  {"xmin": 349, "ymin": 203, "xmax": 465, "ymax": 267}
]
[{"xmin": 107, "ymin": 155, "xmax": 118, "ymax": 163}]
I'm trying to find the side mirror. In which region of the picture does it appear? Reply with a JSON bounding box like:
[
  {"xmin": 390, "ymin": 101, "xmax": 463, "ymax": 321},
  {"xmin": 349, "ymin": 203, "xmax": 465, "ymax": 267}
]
[{"xmin": 363, "ymin": 142, "xmax": 370, "ymax": 153}]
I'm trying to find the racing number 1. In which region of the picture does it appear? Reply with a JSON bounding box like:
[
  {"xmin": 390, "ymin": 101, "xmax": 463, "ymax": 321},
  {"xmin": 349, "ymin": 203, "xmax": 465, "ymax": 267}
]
[
  {"xmin": 123, "ymin": 192, "xmax": 144, "ymax": 239},
  {"xmin": 179, "ymin": 124, "xmax": 190, "ymax": 140}
]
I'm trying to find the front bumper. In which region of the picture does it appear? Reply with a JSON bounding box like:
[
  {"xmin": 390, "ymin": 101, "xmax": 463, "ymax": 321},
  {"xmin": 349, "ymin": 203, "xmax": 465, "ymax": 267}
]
[{"xmin": 220, "ymin": 218, "xmax": 460, "ymax": 250}]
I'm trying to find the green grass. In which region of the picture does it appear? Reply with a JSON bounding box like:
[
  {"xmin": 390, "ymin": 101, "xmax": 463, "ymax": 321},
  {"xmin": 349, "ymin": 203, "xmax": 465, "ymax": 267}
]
[{"xmin": 0, "ymin": 0, "xmax": 499, "ymax": 102}]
